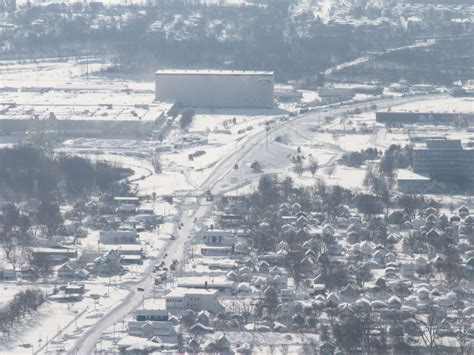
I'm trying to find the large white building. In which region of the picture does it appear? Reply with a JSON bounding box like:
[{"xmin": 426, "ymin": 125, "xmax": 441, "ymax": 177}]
[
  {"xmin": 165, "ymin": 287, "xmax": 223, "ymax": 313},
  {"xmin": 155, "ymin": 70, "xmax": 274, "ymax": 108}
]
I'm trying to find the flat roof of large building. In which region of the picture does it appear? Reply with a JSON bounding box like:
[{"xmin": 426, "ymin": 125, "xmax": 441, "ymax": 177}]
[
  {"xmin": 155, "ymin": 69, "xmax": 273, "ymax": 76},
  {"xmin": 165, "ymin": 287, "xmax": 218, "ymax": 298},
  {"xmin": 397, "ymin": 169, "xmax": 430, "ymax": 181}
]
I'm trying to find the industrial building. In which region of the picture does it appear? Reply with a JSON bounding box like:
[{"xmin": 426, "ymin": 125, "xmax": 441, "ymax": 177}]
[
  {"xmin": 155, "ymin": 70, "xmax": 274, "ymax": 108},
  {"xmin": 413, "ymin": 139, "xmax": 474, "ymax": 182},
  {"xmin": 398, "ymin": 139, "xmax": 474, "ymax": 192},
  {"xmin": 0, "ymin": 92, "xmax": 174, "ymax": 138}
]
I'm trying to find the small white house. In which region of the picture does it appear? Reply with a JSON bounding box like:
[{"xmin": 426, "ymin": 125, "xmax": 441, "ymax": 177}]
[
  {"xmin": 128, "ymin": 308, "xmax": 177, "ymax": 342},
  {"xmin": 56, "ymin": 262, "xmax": 75, "ymax": 279},
  {"xmin": 198, "ymin": 230, "xmax": 236, "ymax": 246}
]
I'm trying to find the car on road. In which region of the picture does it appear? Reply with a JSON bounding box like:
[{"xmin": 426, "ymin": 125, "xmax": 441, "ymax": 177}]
[{"xmin": 137, "ymin": 287, "xmax": 145, "ymax": 292}]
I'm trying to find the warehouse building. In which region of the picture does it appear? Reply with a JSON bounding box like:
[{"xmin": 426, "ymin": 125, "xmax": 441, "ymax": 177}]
[{"xmin": 155, "ymin": 70, "xmax": 274, "ymax": 108}]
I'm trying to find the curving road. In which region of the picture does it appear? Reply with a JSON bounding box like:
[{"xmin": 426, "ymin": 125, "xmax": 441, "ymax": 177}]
[{"xmin": 66, "ymin": 93, "xmax": 442, "ymax": 354}]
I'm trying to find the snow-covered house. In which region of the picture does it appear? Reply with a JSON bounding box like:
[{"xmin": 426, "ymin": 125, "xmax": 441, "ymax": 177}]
[
  {"xmin": 128, "ymin": 308, "xmax": 177, "ymax": 343},
  {"xmin": 93, "ymin": 249, "xmax": 124, "ymax": 276},
  {"xmin": 56, "ymin": 262, "xmax": 75, "ymax": 279},
  {"xmin": 203, "ymin": 334, "xmax": 230, "ymax": 353},
  {"xmin": 458, "ymin": 205, "xmax": 469, "ymax": 218},
  {"xmin": 257, "ymin": 260, "xmax": 270, "ymax": 273}
]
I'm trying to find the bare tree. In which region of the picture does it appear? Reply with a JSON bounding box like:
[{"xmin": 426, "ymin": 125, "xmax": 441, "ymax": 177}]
[
  {"xmin": 37, "ymin": 201, "xmax": 63, "ymax": 237},
  {"xmin": 293, "ymin": 155, "xmax": 303, "ymax": 176},
  {"xmin": 308, "ymin": 158, "xmax": 319, "ymax": 177},
  {"xmin": 411, "ymin": 302, "xmax": 444, "ymax": 352},
  {"xmin": 326, "ymin": 163, "xmax": 336, "ymax": 178},
  {"xmin": 2, "ymin": 242, "xmax": 23, "ymax": 272},
  {"xmin": 454, "ymin": 315, "xmax": 472, "ymax": 355},
  {"xmin": 151, "ymin": 151, "xmax": 162, "ymax": 173}
]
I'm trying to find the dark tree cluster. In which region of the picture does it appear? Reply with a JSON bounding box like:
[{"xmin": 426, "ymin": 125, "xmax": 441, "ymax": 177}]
[
  {"xmin": 340, "ymin": 148, "xmax": 380, "ymax": 168},
  {"xmin": 0, "ymin": 145, "xmax": 132, "ymax": 201},
  {"xmin": 0, "ymin": 289, "xmax": 46, "ymax": 336},
  {"xmin": 379, "ymin": 144, "xmax": 413, "ymax": 178}
]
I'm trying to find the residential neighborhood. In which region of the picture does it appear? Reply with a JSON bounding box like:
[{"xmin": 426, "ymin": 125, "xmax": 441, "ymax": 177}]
[{"xmin": 0, "ymin": 0, "xmax": 473, "ymax": 353}]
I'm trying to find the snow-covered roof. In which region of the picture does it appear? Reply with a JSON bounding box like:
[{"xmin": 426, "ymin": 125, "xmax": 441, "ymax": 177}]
[
  {"xmin": 155, "ymin": 69, "xmax": 274, "ymax": 76},
  {"xmin": 166, "ymin": 287, "xmax": 218, "ymax": 298}
]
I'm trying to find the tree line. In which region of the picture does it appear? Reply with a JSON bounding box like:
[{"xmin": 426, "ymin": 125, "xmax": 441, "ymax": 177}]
[
  {"xmin": 0, "ymin": 145, "xmax": 132, "ymax": 201},
  {"xmin": 0, "ymin": 289, "xmax": 46, "ymax": 337}
]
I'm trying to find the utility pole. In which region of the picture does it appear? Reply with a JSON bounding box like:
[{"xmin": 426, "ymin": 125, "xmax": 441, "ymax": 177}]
[{"xmin": 265, "ymin": 125, "xmax": 269, "ymax": 151}]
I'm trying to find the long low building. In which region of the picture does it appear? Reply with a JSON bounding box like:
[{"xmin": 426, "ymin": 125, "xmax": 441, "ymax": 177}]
[
  {"xmin": 376, "ymin": 111, "xmax": 474, "ymax": 125},
  {"xmin": 0, "ymin": 100, "xmax": 175, "ymax": 137},
  {"xmin": 176, "ymin": 276, "xmax": 235, "ymax": 292},
  {"xmin": 155, "ymin": 70, "xmax": 274, "ymax": 108}
]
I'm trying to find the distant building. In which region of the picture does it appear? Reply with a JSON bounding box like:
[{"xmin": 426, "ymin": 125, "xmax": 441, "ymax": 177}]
[
  {"xmin": 31, "ymin": 247, "xmax": 77, "ymax": 265},
  {"xmin": 155, "ymin": 70, "xmax": 274, "ymax": 108},
  {"xmin": 398, "ymin": 139, "xmax": 474, "ymax": 192},
  {"xmin": 318, "ymin": 88, "xmax": 353, "ymax": 104},
  {"xmin": 413, "ymin": 139, "xmax": 474, "ymax": 183}
]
